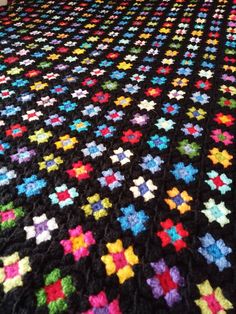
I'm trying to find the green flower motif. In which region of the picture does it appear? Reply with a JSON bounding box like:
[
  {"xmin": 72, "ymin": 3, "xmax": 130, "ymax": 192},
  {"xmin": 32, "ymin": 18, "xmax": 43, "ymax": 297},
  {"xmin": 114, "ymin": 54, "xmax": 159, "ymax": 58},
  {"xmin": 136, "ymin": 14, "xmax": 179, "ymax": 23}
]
[
  {"xmin": 102, "ymin": 80, "xmax": 118, "ymax": 91},
  {"xmin": 0, "ymin": 202, "xmax": 24, "ymax": 231},
  {"xmin": 36, "ymin": 268, "xmax": 76, "ymax": 314},
  {"xmin": 177, "ymin": 139, "xmax": 200, "ymax": 158},
  {"xmin": 218, "ymin": 97, "xmax": 236, "ymax": 109},
  {"xmin": 129, "ymin": 47, "xmax": 142, "ymax": 54}
]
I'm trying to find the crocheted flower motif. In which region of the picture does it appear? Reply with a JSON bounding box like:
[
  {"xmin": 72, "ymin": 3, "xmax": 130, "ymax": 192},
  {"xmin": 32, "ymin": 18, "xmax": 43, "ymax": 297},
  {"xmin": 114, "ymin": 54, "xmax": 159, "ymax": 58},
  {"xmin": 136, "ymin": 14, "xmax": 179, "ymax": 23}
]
[
  {"xmin": 70, "ymin": 119, "xmax": 91, "ymax": 133},
  {"xmin": 138, "ymin": 99, "xmax": 156, "ymax": 111},
  {"xmin": 171, "ymin": 162, "xmax": 198, "ymax": 184},
  {"xmin": 140, "ymin": 154, "xmax": 164, "ymax": 173},
  {"xmin": 24, "ymin": 214, "xmax": 58, "ymax": 245},
  {"xmin": 82, "ymin": 193, "xmax": 112, "ymax": 220},
  {"xmin": 201, "ymin": 199, "xmax": 230, "ymax": 227},
  {"xmin": 95, "ymin": 124, "xmax": 116, "ymax": 138},
  {"xmin": 155, "ymin": 117, "xmax": 175, "ymax": 131},
  {"xmin": 98, "ymin": 169, "xmax": 124, "ymax": 190},
  {"xmin": 198, "ymin": 233, "xmax": 232, "ymax": 271},
  {"xmin": 130, "ymin": 176, "xmax": 157, "ymax": 202},
  {"xmin": 181, "ymin": 123, "xmax": 203, "ymax": 138},
  {"xmin": 187, "ymin": 107, "xmax": 206, "ymax": 120},
  {"xmin": 121, "ymin": 129, "xmax": 142, "ymax": 144},
  {"xmin": 147, "ymin": 259, "xmax": 185, "ymax": 307},
  {"xmin": 10, "ymin": 147, "xmax": 36, "ymax": 164},
  {"xmin": 83, "ymin": 291, "xmax": 121, "ymax": 314},
  {"xmin": 195, "ymin": 280, "xmax": 233, "ymax": 313},
  {"xmin": 49, "ymin": 184, "xmax": 79, "ymax": 208},
  {"xmin": 0, "ymin": 202, "xmax": 24, "ymax": 231},
  {"xmin": 0, "ymin": 140, "xmax": 10, "ymax": 155},
  {"xmin": 114, "ymin": 96, "xmax": 132, "ymax": 108},
  {"xmin": 29, "ymin": 128, "xmax": 52, "ymax": 144},
  {"xmin": 110, "ymin": 147, "xmax": 133, "ymax": 165},
  {"xmin": 0, "ymin": 167, "xmax": 16, "ymax": 186},
  {"xmin": 165, "ymin": 188, "xmax": 192, "ymax": 214},
  {"xmin": 82, "ymin": 141, "xmax": 106, "ymax": 158},
  {"xmin": 39, "ymin": 154, "xmax": 63, "ymax": 172},
  {"xmin": 36, "ymin": 268, "xmax": 75, "ymax": 314},
  {"xmin": 218, "ymin": 97, "xmax": 236, "ymax": 109},
  {"xmin": 0, "ymin": 252, "xmax": 31, "ymax": 293},
  {"xmin": 67, "ymin": 161, "xmax": 93, "ymax": 181},
  {"xmin": 205, "ymin": 170, "xmax": 232, "ymax": 194},
  {"xmin": 148, "ymin": 134, "xmax": 169, "ymax": 150},
  {"xmin": 177, "ymin": 139, "xmax": 200, "ymax": 158},
  {"xmin": 210, "ymin": 129, "xmax": 234, "ymax": 145},
  {"xmin": 101, "ymin": 239, "xmax": 139, "ymax": 284},
  {"xmin": 55, "ymin": 134, "xmax": 78, "ymax": 151},
  {"xmin": 60, "ymin": 225, "xmax": 95, "ymax": 261},
  {"xmin": 208, "ymin": 148, "xmax": 233, "ymax": 168},
  {"xmin": 6, "ymin": 124, "xmax": 27, "ymax": 138},
  {"xmin": 157, "ymin": 219, "xmax": 189, "ymax": 252},
  {"xmin": 130, "ymin": 113, "xmax": 149, "ymax": 126},
  {"xmin": 17, "ymin": 175, "xmax": 47, "ymax": 197},
  {"xmin": 45, "ymin": 114, "xmax": 66, "ymax": 127},
  {"xmin": 117, "ymin": 204, "xmax": 149, "ymax": 236}
]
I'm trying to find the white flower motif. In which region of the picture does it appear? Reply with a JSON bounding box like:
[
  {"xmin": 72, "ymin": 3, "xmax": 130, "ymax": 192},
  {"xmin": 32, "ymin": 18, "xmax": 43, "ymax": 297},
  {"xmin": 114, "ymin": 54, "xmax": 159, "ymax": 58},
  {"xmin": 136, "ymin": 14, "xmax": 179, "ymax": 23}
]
[
  {"xmin": 202, "ymin": 198, "xmax": 231, "ymax": 227},
  {"xmin": 155, "ymin": 117, "xmax": 175, "ymax": 131},
  {"xmin": 130, "ymin": 176, "xmax": 157, "ymax": 202},
  {"xmin": 168, "ymin": 89, "xmax": 185, "ymax": 100},
  {"xmin": 72, "ymin": 89, "xmax": 88, "ymax": 99},
  {"xmin": 138, "ymin": 99, "xmax": 156, "ymax": 111},
  {"xmin": 110, "ymin": 147, "xmax": 133, "ymax": 165}
]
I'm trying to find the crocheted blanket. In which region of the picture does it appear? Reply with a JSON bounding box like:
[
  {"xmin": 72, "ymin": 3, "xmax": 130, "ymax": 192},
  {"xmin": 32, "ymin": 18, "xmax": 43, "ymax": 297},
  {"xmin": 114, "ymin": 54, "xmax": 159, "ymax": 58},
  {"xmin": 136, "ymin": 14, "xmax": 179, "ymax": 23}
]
[{"xmin": 0, "ymin": 0, "xmax": 235, "ymax": 313}]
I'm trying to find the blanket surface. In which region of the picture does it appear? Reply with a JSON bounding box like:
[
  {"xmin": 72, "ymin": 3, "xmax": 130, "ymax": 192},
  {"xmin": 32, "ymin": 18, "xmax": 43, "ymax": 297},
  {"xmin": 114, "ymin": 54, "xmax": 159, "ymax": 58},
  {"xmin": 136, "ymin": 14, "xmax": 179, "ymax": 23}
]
[{"xmin": 0, "ymin": 0, "xmax": 235, "ymax": 313}]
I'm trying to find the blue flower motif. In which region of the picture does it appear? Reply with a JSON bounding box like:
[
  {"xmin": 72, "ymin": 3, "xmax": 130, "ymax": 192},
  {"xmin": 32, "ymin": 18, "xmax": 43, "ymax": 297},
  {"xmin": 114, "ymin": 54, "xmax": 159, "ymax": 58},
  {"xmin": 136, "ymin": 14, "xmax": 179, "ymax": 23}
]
[
  {"xmin": 140, "ymin": 154, "xmax": 164, "ymax": 174},
  {"xmin": 82, "ymin": 141, "xmax": 106, "ymax": 159},
  {"xmin": 105, "ymin": 110, "xmax": 124, "ymax": 122},
  {"xmin": 70, "ymin": 119, "xmax": 91, "ymax": 133},
  {"xmin": 148, "ymin": 135, "xmax": 169, "ymax": 150},
  {"xmin": 177, "ymin": 67, "xmax": 192, "ymax": 76},
  {"xmin": 12, "ymin": 79, "xmax": 29, "ymax": 87},
  {"xmin": 117, "ymin": 204, "xmax": 149, "ymax": 236},
  {"xmin": 95, "ymin": 124, "xmax": 116, "ymax": 138},
  {"xmin": 171, "ymin": 162, "xmax": 198, "ymax": 184},
  {"xmin": 162, "ymin": 103, "xmax": 180, "ymax": 115},
  {"xmin": 59, "ymin": 100, "xmax": 77, "ymax": 112},
  {"xmin": 50, "ymin": 85, "xmax": 68, "ymax": 94},
  {"xmin": 0, "ymin": 140, "xmax": 10, "ymax": 155},
  {"xmin": 198, "ymin": 233, "xmax": 232, "ymax": 271},
  {"xmin": 98, "ymin": 169, "xmax": 124, "ymax": 190},
  {"xmin": 73, "ymin": 65, "xmax": 87, "ymax": 74},
  {"xmin": 1, "ymin": 105, "xmax": 21, "ymax": 117},
  {"xmin": 151, "ymin": 76, "xmax": 167, "ymax": 85},
  {"xmin": 17, "ymin": 175, "xmax": 47, "ymax": 197},
  {"xmin": 110, "ymin": 71, "xmax": 126, "ymax": 80}
]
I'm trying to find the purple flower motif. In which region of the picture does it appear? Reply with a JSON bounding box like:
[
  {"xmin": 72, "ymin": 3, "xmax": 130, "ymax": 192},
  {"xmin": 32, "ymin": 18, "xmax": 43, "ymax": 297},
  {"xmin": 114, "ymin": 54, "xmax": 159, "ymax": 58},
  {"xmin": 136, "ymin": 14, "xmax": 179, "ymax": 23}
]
[
  {"xmin": 98, "ymin": 169, "xmax": 124, "ymax": 190},
  {"xmin": 45, "ymin": 114, "xmax": 66, "ymax": 127},
  {"xmin": 10, "ymin": 147, "xmax": 36, "ymax": 163},
  {"xmin": 130, "ymin": 113, "xmax": 149, "ymax": 126},
  {"xmin": 147, "ymin": 259, "xmax": 185, "ymax": 307}
]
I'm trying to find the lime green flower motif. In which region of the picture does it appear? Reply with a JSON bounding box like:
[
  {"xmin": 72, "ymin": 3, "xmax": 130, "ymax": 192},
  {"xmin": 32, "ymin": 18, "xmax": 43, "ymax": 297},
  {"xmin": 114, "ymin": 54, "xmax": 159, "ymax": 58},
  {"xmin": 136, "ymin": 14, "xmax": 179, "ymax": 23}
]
[
  {"xmin": 36, "ymin": 268, "xmax": 75, "ymax": 314},
  {"xmin": 218, "ymin": 97, "xmax": 236, "ymax": 109},
  {"xmin": 202, "ymin": 198, "xmax": 231, "ymax": 227},
  {"xmin": 7, "ymin": 67, "xmax": 24, "ymax": 75},
  {"xmin": 0, "ymin": 202, "xmax": 24, "ymax": 231},
  {"xmin": 177, "ymin": 139, "xmax": 200, "ymax": 158},
  {"xmin": 82, "ymin": 193, "xmax": 112, "ymax": 220},
  {"xmin": 102, "ymin": 80, "xmax": 118, "ymax": 91},
  {"xmin": 38, "ymin": 154, "xmax": 63, "ymax": 173},
  {"xmin": 29, "ymin": 128, "xmax": 52, "ymax": 144},
  {"xmin": 38, "ymin": 61, "xmax": 52, "ymax": 69}
]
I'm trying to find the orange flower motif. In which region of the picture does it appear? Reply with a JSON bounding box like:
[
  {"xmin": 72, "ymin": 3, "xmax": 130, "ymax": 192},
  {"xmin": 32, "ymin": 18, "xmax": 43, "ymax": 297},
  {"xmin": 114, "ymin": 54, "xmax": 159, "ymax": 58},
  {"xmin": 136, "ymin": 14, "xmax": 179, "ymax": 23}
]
[{"xmin": 208, "ymin": 148, "xmax": 233, "ymax": 168}]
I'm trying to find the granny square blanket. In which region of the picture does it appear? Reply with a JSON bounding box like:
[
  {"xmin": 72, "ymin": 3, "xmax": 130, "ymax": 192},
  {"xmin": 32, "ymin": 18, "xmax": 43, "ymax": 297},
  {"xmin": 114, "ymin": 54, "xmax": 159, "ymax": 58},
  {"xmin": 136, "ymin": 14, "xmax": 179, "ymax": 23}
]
[{"xmin": 0, "ymin": 0, "xmax": 235, "ymax": 313}]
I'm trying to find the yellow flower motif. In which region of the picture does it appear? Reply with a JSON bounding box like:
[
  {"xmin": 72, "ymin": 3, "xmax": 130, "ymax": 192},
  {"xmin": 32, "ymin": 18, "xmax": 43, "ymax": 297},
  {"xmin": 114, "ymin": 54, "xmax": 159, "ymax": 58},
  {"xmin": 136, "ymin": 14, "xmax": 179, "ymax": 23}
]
[
  {"xmin": 84, "ymin": 23, "xmax": 96, "ymax": 29},
  {"xmin": 101, "ymin": 239, "xmax": 139, "ymax": 284},
  {"xmin": 55, "ymin": 134, "xmax": 78, "ymax": 151},
  {"xmin": 30, "ymin": 81, "xmax": 48, "ymax": 91},
  {"xmin": 7, "ymin": 67, "xmax": 24, "ymax": 75},
  {"xmin": 165, "ymin": 50, "xmax": 178, "ymax": 57},
  {"xmin": 47, "ymin": 54, "xmax": 60, "ymax": 61},
  {"xmin": 114, "ymin": 96, "xmax": 132, "ymax": 108},
  {"xmin": 191, "ymin": 30, "xmax": 203, "ymax": 36},
  {"xmin": 87, "ymin": 36, "xmax": 99, "ymax": 42},
  {"xmin": 187, "ymin": 107, "xmax": 206, "ymax": 120},
  {"xmin": 73, "ymin": 48, "xmax": 85, "ymax": 55},
  {"xmin": 162, "ymin": 58, "xmax": 174, "ymax": 65},
  {"xmin": 81, "ymin": 58, "xmax": 95, "ymax": 65},
  {"xmin": 165, "ymin": 187, "xmax": 192, "ymax": 214},
  {"xmin": 208, "ymin": 148, "xmax": 233, "ymax": 168},
  {"xmin": 38, "ymin": 154, "xmax": 63, "ymax": 172},
  {"xmin": 82, "ymin": 193, "xmax": 112, "ymax": 220},
  {"xmin": 57, "ymin": 33, "xmax": 69, "ymax": 39},
  {"xmin": 172, "ymin": 78, "xmax": 189, "ymax": 88},
  {"xmin": 159, "ymin": 27, "xmax": 171, "ymax": 34},
  {"xmin": 139, "ymin": 33, "xmax": 151, "ymax": 39},
  {"xmin": 103, "ymin": 38, "xmax": 114, "ymax": 43},
  {"xmin": 195, "ymin": 280, "xmax": 233, "ymax": 314},
  {"xmin": 29, "ymin": 128, "xmax": 52, "ymax": 144},
  {"xmin": 117, "ymin": 62, "xmax": 133, "ymax": 70}
]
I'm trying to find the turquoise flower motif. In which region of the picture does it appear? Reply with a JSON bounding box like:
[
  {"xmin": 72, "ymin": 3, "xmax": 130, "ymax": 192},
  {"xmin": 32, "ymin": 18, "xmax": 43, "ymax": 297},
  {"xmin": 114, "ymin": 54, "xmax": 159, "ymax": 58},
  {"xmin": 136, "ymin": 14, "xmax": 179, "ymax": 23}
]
[
  {"xmin": 140, "ymin": 154, "xmax": 164, "ymax": 174},
  {"xmin": 70, "ymin": 119, "xmax": 91, "ymax": 133},
  {"xmin": 148, "ymin": 134, "xmax": 169, "ymax": 150},
  {"xmin": 205, "ymin": 170, "xmax": 232, "ymax": 194},
  {"xmin": 117, "ymin": 204, "xmax": 149, "ymax": 236},
  {"xmin": 198, "ymin": 233, "xmax": 232, "ymax": 271},
  {"xmin": 49, "ymin": 184, "xmax": 79, "ymax": 208},
  {"xmin": 171, "ymin": 162, "xmax": 198, "ymax": 184},
  {"xmin": 17, "ymin": 175, "xmax": 47, "ymax": 197},
  {"xmin": 59, "ymin": 100, "xmax": 77, "ymax": 112}
]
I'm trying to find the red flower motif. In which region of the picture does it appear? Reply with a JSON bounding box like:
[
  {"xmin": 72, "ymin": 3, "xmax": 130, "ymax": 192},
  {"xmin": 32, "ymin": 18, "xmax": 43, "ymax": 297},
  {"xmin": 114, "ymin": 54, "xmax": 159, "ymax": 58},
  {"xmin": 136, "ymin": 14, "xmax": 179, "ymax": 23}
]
[
  {"xmin": 121, "ymin": 129, "xmax": 142, "ymax": 144},
  {"xmin": 156, "ymin": 219, "xmax": 189, "ymax": 252},
  {"xmin": 82, "ymin": 77, "xmax": 97, "ymax": 87},
  {"xmin": 106, "ymin": 52, "xmax": 119, "ymax": 59},
  {"xmin": 145, "ymin": 87, "xmax": 162, "ymax": 98},
  {"xmin": 92, "ymin": 91, "xmax": 110, "ymax": 104},
  {"xmin": 214, "ymin": 113, "xmax": 235, "ymax": 126},
  {"xmin": 195, "ymin": 80, "xmax": 212, "ymax": 90},
  {"xmin": 25, "ymin": 69, "xmax": 41, "ymax": 78},
  {"xmin": 156, "ymin": 66, "xmax": 172, "ymax": 75},
  {"xmin": 67, "ymin": 161, "xmax": 93, "ymax": 181},
  {"xmin": 6, "ymin": 124, "xmax": 27, "ymax": 138}
]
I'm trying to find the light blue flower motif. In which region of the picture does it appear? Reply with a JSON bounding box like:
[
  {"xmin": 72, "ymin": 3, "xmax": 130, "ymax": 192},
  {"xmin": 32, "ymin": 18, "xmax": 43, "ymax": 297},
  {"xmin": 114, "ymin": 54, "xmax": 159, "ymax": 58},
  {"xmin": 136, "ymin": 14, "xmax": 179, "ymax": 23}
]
[
  {"xmin": 171, "ymin": 162, "xmax": 198, "ymax": 184},
  {"xmin": 140, "ymin": 154, "xmax": 164, "ymax": 174},
  {"xmin": 0, "ymin": 167, "xmax": 16, "ymax": 186},
  {"xmin": 1, "ymin": 105, "xmax": 21, "ymax": 117},
  {"xmin": 59, "ymin": 100, "xmax": 77, "ymax": 112},
  {"xmin": 72, "ymin": 65, "xmax": 87, "ymax": 74},
  {"xmin": 117, "ymin": 204, "xmax": 149, "ymax": 236},
  {"xmin": 198, "ymin": 233, "xmax": 232, "ymax": 271},
  {"xmin": 105, "ymin": 110, "xmax": 124, "ymax": 122},
  {"xmin": 191, "ymin": 92, "xmax": 210, "ymax": 105},
  {"xmin": 151, "ymin": 76, "xmax": 167, "ymax": 85},
  {"xmin": 12, "ymin": 79, "xmax": 29, "ymax": 87},
  {"xmin": 98, "ymin": 169, "xmax": 124, "ymax": 190},
  {"xmin": 95, "ymin": 124, "xmax": 116, "ymax": 138},
  {"xmin": 82, "ymin": 141, "xmax": 106, "ymax": 159},
  {"xmin": 70, "ymin": 119, "xmax": 91, "ymax": 133},
  {"xmin": 45, "ymin": 114, "xmax": 66, "ymax": 127},
  {"xmin": 110, "ymin": 70, "xmax": 126, "ymax": 80},
  {"xmin": 148, "ymin": 135, "xmax": 169, "ymax": 150},
  {"xmin": 17, "ymin": 175, "xmax": 47, "ymax": 197},
  {"xmin": 177, "ymin": 67, "xmax": 192, "ymax": 76},
  {"xmin": 0, "ymin": 140, "xmax": 10, "ymax": 155},
  {"xmin": 82, "ymin": 105, "xmax": 101, "ymax": 117},
  {"xmin": 162, "ymin": 103, "xmax": 180, "ymax": 116},
  {"xmin": 49, "ymin": 184, "xmax": 79, "ymax": 208},
  {"xmin": 123, "ymin": 84, "xmax": 140, "ymax": 94}
]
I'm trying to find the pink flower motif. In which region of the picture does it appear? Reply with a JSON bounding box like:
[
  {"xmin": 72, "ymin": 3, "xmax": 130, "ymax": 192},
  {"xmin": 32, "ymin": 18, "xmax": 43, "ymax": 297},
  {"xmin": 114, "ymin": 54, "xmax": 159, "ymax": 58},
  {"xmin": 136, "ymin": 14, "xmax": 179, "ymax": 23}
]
[
  {"xmin": 60, "ymin": 225, "xmax": 95, "ymax": 261},
  {"xmin": 83, "ymin": 291, "xmax": 121, "ymax": 314},
  {"xmin": 211, "ymin": 129, "xmax": 234, "ymax": 145}
]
